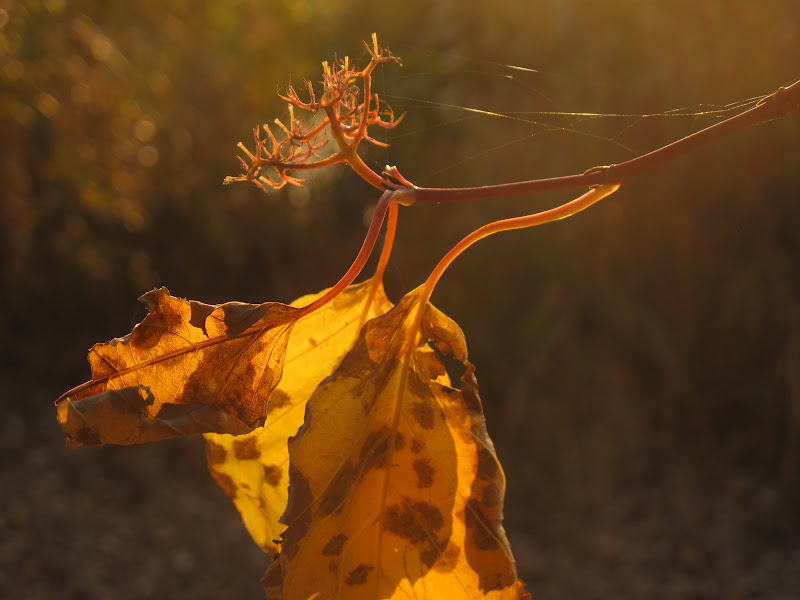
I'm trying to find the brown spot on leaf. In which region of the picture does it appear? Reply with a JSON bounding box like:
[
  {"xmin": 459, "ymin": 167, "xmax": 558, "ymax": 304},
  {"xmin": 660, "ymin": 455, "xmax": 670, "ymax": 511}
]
[
  {"xmin": 322, "ymin": 533, "xmax": 348, "ymax": 557},
  {"xmin": 406, "ymin": 369, "xmax": 435, "ymax": 401},
  {"xmin": 482, "ymin": 572, "xmax": 513, "ymax": 593},
  {"xmin": 461, "ymin": 364, "xmax": 484, "ymax": 415},
  {"xmin": 268, "ymin": 389, "xmax": 291, "ymax": 412},
  {"xmin": 263, "ymin": 464, "xmax": 282, "ymax": 487},
  {"xmin": 209, "ymin": 471, "xmax": 236, "ymax": 500},
  {"xmin": 464, "ymin": 496, "xmax": 516, "ymax": 592},
  {"xmin": 384, "ymin": 500, "xmax": 444, "ymax": 544},
  {"xmin": 345, "ymin": 564, "xmax": 372, "ymax": 586},
  {"xmin": 482, "ymin": 483, "xmax": 502, "ymax": 507},
  {"xmin": 413, "ymin": 458, "xmax": 434, "ymax": 488},
  {"xmin": 465, "ymin": 498, "xmax": 500, "ymax": 552},
  {"xmin": 411, "ymin": 401, "xmax": 434, "ymax": 430},
  {"xmin": 205, "ymin": 440, "xmax": 227, "ymax": 465},
  {"xmin": 180, "ymin": 343, "xmax": 263, "ymax": 427},
  {"xmin": 420, "ymin": 545, "xmax": 439, "ymax": 568},
  {"xmin": 433, "ymin": 542, "xmax": 461, "ymax": 573},
  {"xmin": 394, "ymin": 431, "xmax": 405, "ymax": 450},
  {"xmin": 70, "ymin": 424, "xmax": 101, "ymax": 447},
  {"xmin": 410, "ymin": 438, "xmax": 425, "ymax": 454},
  {"xmin": 283, "ymin": 464, "xmax": 313, "ymax": 523},
  {"xmin": 335, "ymin": 337, "xmax": 376, "ymax": 379},
  {"xmin": 233, "ymin": 436, "xmax": 260, "ymax": 460},
  {"xmin": 476, "ymin": 444, "xmax": 499, "ymax": 482},
  {"xmin": 360, "ymin": 426, "xmax": 392, "ymax": 472},
  {"xmin": 219, "ymin": 301, "xmax": 274, "ymax": 338},
  {"xmin": 318, "ymin": 460, "xmax": 355, "ymax": 516},
  {"xmin": 282, "ymin": 510, "xmax": 311, "ymax": 564}
]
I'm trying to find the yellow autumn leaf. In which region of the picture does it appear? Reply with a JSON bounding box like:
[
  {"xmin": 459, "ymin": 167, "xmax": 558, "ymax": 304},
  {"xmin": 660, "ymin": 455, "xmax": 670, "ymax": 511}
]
[
  {"xmin": 204, "ymin": 278, "xmax": 394, "ymax": 556},
  {"xmin": 264, "ymin": 289, "xmax": 527, "ymax": 599},
  {"xmin": 56, "ymin": 287, "xmax": 297, "ymax": 446}
]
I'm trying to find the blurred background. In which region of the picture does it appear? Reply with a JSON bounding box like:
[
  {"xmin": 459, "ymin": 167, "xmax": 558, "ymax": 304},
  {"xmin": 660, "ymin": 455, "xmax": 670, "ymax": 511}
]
[{"xmin": 1, "ymin": 1, "xmax": 799, "ymax": 598}]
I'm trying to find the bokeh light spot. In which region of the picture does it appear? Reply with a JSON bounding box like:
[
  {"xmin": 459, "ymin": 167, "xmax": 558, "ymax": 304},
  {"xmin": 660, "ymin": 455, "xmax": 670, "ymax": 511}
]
[
  {"xmin": 3, "ymin": 59, "xmax": 24, "ymax": 82},
  {"xmin": 44, "ymin": 0, "xmax": 66, "ymax": 14},
  {"xmin": 137, "ymin": 145, "xmax": 159, "ymax": 167},
  {"xmin": 134, "ymin": 118, "xmax": 157, "ymax": 142},
  {"xmin": 36, "ymin": 93, "xmax": 60, "ymax": 118},
  {"xmin": 91, "ymin": 35, "xmax": 113, "ymax": 62}
]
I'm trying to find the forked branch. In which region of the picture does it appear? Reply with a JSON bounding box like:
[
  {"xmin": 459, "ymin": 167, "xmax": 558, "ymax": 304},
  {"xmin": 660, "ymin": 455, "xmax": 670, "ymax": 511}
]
[
  {"xmin": 225, "ymin": 36, "xmax": 799, "ymax": 329},
  {"xmin": 224, "ymin": 33, "xmax": 403, "ymax": 192}
]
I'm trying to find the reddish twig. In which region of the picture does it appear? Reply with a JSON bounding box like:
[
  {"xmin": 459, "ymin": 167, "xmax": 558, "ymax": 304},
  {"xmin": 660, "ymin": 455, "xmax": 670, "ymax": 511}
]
[{"xmin": 399, "ymin": 78, "xmax": 800, "ymax": 204}]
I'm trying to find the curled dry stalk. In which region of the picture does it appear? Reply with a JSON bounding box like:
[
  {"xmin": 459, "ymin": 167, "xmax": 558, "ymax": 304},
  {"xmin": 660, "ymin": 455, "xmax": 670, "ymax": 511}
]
[{"xmin": 224, "ymin": 33, "xmax": 800, "ymax": 327}]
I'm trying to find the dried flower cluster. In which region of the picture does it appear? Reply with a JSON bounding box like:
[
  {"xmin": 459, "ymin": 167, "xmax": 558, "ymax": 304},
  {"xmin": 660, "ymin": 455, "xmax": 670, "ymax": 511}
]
[{"xmin": 224, "ymin": 33, "xmax": 404, "ymax": 192}]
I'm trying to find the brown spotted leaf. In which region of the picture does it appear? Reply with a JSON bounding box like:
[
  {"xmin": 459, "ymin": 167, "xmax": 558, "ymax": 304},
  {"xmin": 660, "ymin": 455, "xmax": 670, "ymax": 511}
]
[
  {"xmin": 57, "ymin": 287, "xmax": 297, "ymax": 446},
  {"xmin": 204, "ymin": 279, "xmax": 393, "ymax": 556},
  {"xmin": 265, "ymin": 289, "xmax": 527, "ymax": 599}
]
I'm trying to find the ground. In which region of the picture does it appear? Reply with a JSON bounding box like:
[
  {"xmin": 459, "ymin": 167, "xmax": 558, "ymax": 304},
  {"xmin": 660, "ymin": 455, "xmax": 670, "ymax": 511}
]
[{"xmin": 2, "ymin": 378, "xmax": 798, "ymax": 599}]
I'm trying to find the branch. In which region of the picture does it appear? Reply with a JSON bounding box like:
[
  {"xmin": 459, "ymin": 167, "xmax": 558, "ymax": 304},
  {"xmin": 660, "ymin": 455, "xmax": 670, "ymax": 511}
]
[{"xmin": 400, "ymin": 78, "xmax": 800, "ymax": 203}]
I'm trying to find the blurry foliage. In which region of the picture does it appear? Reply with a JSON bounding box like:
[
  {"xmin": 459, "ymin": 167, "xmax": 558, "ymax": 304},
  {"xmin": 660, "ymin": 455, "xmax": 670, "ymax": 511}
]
[{"xmin": 2, "ymin": 2, "xmax": 800, "ymax": 593}]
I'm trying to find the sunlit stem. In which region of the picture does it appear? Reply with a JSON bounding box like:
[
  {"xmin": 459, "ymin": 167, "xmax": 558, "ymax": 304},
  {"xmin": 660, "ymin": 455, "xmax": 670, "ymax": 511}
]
[
  {"xmin": 372, "ymin": 200, "xmax": 398, "ymax": 284},
  {"xmin": 323, "ymin": 104, "xmax": 385, "ymax": 189},
  {"xmin": 253, "ymin": 152, "xmax": 346, "ymax": 173},
  {"xmin": 357, "ymin": 200, "xmax": 399, "ymax": 334},
  {"xmin": 289, "ymin": 115, "xmax": 331, "ymax": 141},
  {"xmin": 294, "ymin": 190, "xmax": 395, "ymax": 319},
  {"xmin": 353, "ymin": 55, "xmax": 379, "ymax": 147},
  {"xmin": 404, "ymin": 183, "xmax": 621, "ymax": 353}
]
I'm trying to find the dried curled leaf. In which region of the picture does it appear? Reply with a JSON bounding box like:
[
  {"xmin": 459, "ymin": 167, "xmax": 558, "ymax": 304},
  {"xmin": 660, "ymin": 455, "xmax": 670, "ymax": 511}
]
[
  {"xmin": 204, "ymin": 279, "xmax": 393, "ymax": 556},
  {"xmin": 264, "ymin": 289, "xmax": 527, "ymax": 599},
  {"xmin": 57, "ymin": 287, "xmax": 297, "ymax": 446}
]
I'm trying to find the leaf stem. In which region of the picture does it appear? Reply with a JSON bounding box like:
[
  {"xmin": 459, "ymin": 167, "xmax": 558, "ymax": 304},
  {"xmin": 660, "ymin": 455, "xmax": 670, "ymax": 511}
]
[
  {"xmin": 294, "ymin": 190, "xmax": 395, "ymax": 319},
  {"xmin": 356, "ymin": 200, "xmax": 399, "ymax": 335},
  {"xmin": 372, "ymin": 200, "xmax": 398, "ymax": 285},
  {"xmin": 403, "ymin": 183, "xmax": 621, "ymax": 354}
]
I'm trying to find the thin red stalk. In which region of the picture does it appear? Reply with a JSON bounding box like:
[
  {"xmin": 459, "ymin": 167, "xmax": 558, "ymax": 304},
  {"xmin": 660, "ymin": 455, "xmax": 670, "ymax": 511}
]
[
  {"xmin": 253, "ymin": 152, "xmax": 346, "ymax": 173},
  {"xmin": 294, "ymin": 190, "xmax": 395, "ymax": 318},
  {"xmin": 354, "ymin": 60, "xmax": 379, "ymax": 144},
  {"xmin": 406, "ymin": 78, "xmax": 800, "ymax": 204},
  {"xmin": 403, "ymin": 183, "xmax": 621, "ymax": 354},
  {"xmin": 357, "ymin": 200, "xmax": 399, "ymax": 334},
  {"xmin": 291, "ymin": 116, "xmax": 332, "ymax": 141},
  {"xmin": 373, "ymin": 200, "xmax": 398, "ymax": 284}
]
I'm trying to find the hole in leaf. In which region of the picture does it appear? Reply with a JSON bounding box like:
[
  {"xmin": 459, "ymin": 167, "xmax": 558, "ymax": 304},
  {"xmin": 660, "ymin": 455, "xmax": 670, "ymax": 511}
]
[{"xmin": 428, "ymin": 341, "xmax": 466, "ymax": 390}]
